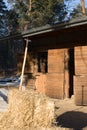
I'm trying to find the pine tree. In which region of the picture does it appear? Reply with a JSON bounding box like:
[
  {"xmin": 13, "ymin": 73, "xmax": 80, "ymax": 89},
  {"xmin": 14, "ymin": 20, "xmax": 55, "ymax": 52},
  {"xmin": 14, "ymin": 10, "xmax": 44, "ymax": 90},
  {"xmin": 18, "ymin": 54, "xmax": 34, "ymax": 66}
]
[
  {"xmin": 0, "ymin": 0, "xmax": 7, "ymax": 36},
  {"xmin": 8, "ymin": 0, "xmax": 67, "ymax": 31},
  {"xmin": 30, "ymin": 0, "xmax": 67, "ymax": 26},
  {"xmin": 6, "ymin": 9, "xmax": 19, "ymax": 34}
]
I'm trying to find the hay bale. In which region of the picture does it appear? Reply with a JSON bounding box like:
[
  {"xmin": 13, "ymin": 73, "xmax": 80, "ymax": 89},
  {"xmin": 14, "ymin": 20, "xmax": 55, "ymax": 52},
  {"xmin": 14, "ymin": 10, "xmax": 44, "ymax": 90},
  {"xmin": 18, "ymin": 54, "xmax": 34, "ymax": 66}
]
[
  {"xmin": 33, "ymin": 93, "xmax": 55, "ymax": 127},
  {"xmin": 0, "ymin": 88, "xmax": 55, "ymax": 129},
  {"xmin": 0, "ymin": 111, "xmax": 14, "ymax": 130},
  {"xmin": 8, "ymin": 89, "xmax": 34, "ymax": 128}
]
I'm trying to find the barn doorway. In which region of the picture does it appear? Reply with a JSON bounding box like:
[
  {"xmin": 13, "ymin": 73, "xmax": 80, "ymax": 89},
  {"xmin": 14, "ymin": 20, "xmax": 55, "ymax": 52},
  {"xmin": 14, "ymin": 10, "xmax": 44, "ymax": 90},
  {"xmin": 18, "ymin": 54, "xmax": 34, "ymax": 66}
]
[
  {"xmin": 38, "ymin": 52, "xmax": 48, "ymax": 73},
  {"xmin": 68, "ymin": 48, "xmax": 75, "ymax": 98}
]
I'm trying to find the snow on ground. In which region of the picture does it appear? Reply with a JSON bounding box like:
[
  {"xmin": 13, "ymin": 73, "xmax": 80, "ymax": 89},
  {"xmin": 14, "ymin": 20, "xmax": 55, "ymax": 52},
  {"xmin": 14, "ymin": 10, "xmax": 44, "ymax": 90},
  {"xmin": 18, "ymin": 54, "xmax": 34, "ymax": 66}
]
[
  {"xmin": 0, "ymin": 75, "xmax": 20, "ymax": 112},
  {"xmin": 0, "ymin": 88, "xmax": 8, "ymax": 112}
]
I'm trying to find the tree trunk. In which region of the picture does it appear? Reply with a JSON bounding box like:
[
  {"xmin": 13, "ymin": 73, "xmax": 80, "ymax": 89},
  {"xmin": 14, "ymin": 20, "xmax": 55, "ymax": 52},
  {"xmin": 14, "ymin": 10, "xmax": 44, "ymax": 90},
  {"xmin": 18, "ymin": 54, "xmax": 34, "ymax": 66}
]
[{"xmin": 81, "ymin": 0, "xmax": 86, "ymax": 15}]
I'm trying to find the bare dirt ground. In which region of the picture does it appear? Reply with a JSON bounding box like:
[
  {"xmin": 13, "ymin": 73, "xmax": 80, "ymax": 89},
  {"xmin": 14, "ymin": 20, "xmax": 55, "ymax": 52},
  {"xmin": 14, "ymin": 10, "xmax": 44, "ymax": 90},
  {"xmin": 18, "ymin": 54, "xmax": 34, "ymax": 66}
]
[
  {"xmin": 54, "ymin": 97, "xmax": 87, "ymax": 129},
  {"xmin": 0, "ymin": 87, "xmax": 87, "ymax": 130}
]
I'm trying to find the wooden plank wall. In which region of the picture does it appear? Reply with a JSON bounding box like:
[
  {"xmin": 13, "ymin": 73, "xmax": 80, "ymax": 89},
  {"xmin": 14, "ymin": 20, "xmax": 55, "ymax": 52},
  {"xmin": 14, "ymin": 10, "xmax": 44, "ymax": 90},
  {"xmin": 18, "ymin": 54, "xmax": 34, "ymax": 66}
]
[
  {"xmin": 35, "ymin": 73, "xmax": 46, "ymax": 94},
  {"xmin": 34, "ymin": 49, "xmax": 70, "ymax": 99},
  {"xmin": 74, "ymin": 46, "xmax": 87, "ymax": 105},
  {"xmin": 46, "ymin": 49, "xmax": 68, "ymax": 99},
  {"xmin": 74, "ymin": 75, "xmax": 87, "ymax": 105},
  {"xmin": 48, "ymin": 49, "xmax": 64, "ymax": 73},
  {"xmin": 34, "ymin": 49, "xmax": 66, "ymax": 99},
  {"xmin": 46, "ymin": 73, "xmax": 64, "ymax": 99},
  {"xmin": 75, "ymin": 46, "xmax": 87, "ymax": 75}
]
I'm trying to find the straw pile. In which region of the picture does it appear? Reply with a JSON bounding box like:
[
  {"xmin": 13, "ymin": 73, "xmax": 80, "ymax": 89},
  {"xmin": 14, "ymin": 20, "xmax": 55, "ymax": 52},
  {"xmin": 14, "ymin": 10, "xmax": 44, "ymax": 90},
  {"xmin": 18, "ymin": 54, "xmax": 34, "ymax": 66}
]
[{"xmin": 0, "ymin": 89, "xmax": 55, "ymax": 130}]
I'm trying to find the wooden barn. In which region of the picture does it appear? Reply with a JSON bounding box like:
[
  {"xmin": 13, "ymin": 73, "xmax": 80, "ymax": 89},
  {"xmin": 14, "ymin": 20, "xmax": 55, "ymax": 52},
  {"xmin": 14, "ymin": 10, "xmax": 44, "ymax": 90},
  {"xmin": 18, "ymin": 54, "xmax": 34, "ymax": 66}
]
[
  {"xmin": 17, "ymin": 17, "xmax": 87, "ymax": 106},
  {"xmin": 1, "ymin": 17, "xmax": 87, "ymax": 105}
]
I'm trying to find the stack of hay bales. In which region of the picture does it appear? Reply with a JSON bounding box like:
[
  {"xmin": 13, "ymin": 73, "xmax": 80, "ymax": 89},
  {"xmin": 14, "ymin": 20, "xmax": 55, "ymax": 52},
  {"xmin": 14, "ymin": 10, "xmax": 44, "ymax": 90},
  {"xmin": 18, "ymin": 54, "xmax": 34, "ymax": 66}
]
[{"xmin": 0, "ymin": 89, "xmax": 55, "ymax": 130}]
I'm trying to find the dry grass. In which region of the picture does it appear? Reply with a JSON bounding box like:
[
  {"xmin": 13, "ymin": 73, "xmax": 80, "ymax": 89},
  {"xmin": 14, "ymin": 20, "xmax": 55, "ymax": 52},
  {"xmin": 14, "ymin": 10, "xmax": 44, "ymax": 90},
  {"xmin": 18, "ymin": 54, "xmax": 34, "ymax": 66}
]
[{"xmin": 0, "ymin": 88, "xmax": 55, "ymax": 130}]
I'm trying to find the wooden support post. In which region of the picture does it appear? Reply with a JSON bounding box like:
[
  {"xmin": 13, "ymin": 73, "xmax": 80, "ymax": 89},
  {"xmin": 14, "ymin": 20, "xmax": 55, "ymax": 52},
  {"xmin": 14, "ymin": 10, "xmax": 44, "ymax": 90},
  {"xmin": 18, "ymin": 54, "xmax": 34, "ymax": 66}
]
[
  {"xmin": 81, "ymin": 0, "xmax": 86, "ymax": 15},
  {"xmin": 19, "ymin": 38, "xmax": 31, "ymax": 90},
  {"xmin": 63, "ymin": 49, "xmax": 69, "ymax": 99}
]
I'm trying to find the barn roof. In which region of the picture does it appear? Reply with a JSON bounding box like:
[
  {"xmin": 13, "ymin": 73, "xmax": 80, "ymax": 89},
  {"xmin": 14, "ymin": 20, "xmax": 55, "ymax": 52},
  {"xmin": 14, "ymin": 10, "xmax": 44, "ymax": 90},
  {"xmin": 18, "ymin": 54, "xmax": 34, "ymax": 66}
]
[{"xmin": 0, "ymin": 17, "xmax": 87, "ymax": 41}]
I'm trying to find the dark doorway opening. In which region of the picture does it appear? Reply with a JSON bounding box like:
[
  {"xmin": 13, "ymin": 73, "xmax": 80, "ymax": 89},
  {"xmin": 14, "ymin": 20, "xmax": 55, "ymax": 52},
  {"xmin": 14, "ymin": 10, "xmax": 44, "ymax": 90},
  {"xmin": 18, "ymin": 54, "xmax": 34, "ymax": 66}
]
[
  {"xmin": 38, "ymin": 52, "xmax": 48, "ymax": 73},
  {"xmin": 68, "ymin": 48, "xmax": 75, "ymax": 98}
]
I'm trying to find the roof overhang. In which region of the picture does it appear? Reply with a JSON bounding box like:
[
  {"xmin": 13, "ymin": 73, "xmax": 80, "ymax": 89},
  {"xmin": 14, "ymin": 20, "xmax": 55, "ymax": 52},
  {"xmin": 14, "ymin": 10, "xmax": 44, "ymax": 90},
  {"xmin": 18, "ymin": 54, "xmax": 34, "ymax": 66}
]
[
  {"xmin": 0, "ymin": 17, "xmax": 87, "ymax": 47},
  {"xmin": 22, "ymin": 17, "xmax": 87, "ymax": 38}
]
